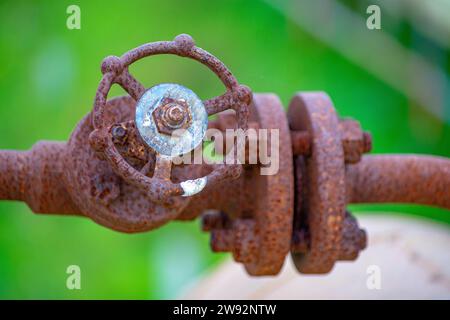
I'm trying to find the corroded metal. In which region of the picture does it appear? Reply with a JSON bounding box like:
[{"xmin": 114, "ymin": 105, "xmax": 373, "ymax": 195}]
[
  {"xmin": 0, "ymin": 35, "xmax": 449, "ymax": 276},
  {"xmin": 195, "ymin": 94, "xmax": 294, "ymax": 275},
  {"xmin": 89, "ymin": 34, "xmax": 252, "ymax": 204},
  {"xmin": 346, "ymin": 154, "xmax": 450, "ymax": 209},
  {"xmin": 288, "ymin": 92, "xmax": 348, "ymax": 274},
  {"xmin": 0, "ymin": 142, "xmax": 80, "ymax": 215},
  {"xmin": 137, "ymin": 83, "xmax": 203, "ymax": 156},
  {"xmin": 152, "ymin": 97, "xmax": 192, "ymax": 135}
]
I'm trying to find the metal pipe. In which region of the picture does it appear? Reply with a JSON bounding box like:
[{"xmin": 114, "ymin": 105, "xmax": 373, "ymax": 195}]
[
  {"xmin": 0, "ymin": 142, "xmax": 80, "ymax": 215},
  {"xmin": 346, "ymin": 154, "xmax": 450, "ymax": 209},
  {"xmin": 0, "ymin": 150, "xmax": 27, "ymax": 201}
]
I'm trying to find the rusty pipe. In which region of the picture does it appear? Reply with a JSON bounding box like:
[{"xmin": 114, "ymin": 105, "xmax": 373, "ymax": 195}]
[
  {"xmin": 2, "ymin": 145, "xmax": 448, "ymax": 216},
  {"xmin": 346, "ymin": 154, "xmax": 450, "ymax": 209},
  {"xmin": 0, "ymin": 150, "xmax": 27, "ymax": 201},
  {"xmin": 0, "ymin": 142, "xmax": 80, "ymax": 215}
]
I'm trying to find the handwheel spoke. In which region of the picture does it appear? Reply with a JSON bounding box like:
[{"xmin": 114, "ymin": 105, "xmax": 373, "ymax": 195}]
[
  {"xmin": 140, "ymin": 157, "xmax": 155, "ymax": 176},
  {"xmin": 115, "ymin": 69, "xmax": 146, "ymax": 101},
  {"xmin": 153, "ymin": 154, "xmax": 173, "ymax": 180},
  {"xmin": 204, "ymin": 91, "xmax": 236, "ymax": 115}
]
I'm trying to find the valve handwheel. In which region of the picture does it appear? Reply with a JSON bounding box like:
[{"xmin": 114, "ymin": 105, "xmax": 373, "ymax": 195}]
[{"xmin": 89, "ymin": 34, "xmax": 252, "ymax": 203}]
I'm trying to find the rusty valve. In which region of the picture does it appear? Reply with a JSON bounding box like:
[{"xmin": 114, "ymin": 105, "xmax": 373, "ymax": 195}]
[
  {"xmin": 0, "ymin": 35, "xmax": 449, "ymax": 276},
  {"xmin": 89, "ymin": 34, "xmax": 252, "ymax": 205}
]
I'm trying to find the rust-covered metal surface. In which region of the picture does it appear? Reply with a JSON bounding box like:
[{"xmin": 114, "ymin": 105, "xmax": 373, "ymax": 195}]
[
  {"xmin": 346, "ymin": 155, "xmax": 450, "ymax": 209},
  {"xmin": 89, "ymin": 34, "xmax": 251, "ymax": 205},
  {"xmin": 0, "ymin": 34, "xmax": 449, "ymax": 276},
  {"xmin": 0, "ymin": 142, "xmax": 79, "ymax": 215},
  {"xmin": 288, "ymin": 92, "xmax": 369, "ymax": 273},
  {"xmin": 288, "ymin": 92, "xmax": 348, "ymax": 274},
  {"xmin": 199, "ymin": 94, "xmax": 294, "ymax": 276}
]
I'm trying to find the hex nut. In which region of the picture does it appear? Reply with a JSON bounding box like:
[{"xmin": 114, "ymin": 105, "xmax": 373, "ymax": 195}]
[{"xmin": 152, "ymin": 97, "xmax": 192, "ymax": 135}]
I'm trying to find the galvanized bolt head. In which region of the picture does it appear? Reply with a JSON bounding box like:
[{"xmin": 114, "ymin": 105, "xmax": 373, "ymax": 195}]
[{"xmin": 135, "ymin": 83, "xmax": 208, "ymax": 157}]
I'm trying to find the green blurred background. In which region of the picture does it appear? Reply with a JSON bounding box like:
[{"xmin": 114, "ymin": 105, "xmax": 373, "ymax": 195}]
[{"xmin": 0, "ymin": 0, "xmax": 448, "ymax": 299}]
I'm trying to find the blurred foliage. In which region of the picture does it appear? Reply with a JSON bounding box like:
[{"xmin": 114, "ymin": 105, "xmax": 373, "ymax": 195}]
[{"xmin": 0, "ymin": 0, "xmax": 448, "ymax": 299}]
